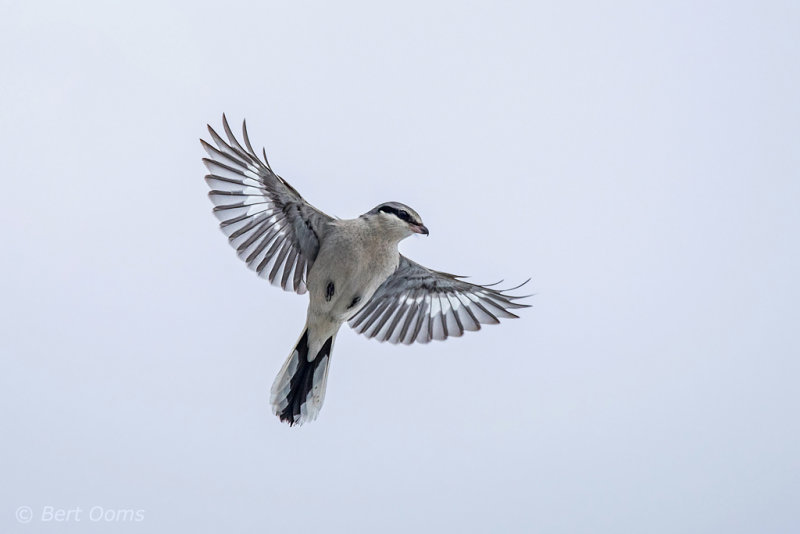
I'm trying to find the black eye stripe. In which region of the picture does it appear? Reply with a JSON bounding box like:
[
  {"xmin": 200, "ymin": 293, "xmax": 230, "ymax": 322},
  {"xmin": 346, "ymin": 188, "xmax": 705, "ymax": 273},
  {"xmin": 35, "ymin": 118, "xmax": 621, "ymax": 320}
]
[{"xmin": 379, "ymin": 205, "xmax": 412, "ymax": 222}]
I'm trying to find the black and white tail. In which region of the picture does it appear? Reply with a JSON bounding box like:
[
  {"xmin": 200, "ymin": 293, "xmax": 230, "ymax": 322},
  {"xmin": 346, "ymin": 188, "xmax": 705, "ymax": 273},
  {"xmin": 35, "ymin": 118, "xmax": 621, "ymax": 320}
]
[{"xmin": 270, "ymin": 330, "xmax": 334, "ymax": 426}]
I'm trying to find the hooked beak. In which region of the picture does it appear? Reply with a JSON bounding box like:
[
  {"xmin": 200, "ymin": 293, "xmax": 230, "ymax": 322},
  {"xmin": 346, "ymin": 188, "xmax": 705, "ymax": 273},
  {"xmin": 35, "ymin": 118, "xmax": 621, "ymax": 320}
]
[{"xmin": 413, "ymin": 223, "xmax": 429, "ymax": 236}]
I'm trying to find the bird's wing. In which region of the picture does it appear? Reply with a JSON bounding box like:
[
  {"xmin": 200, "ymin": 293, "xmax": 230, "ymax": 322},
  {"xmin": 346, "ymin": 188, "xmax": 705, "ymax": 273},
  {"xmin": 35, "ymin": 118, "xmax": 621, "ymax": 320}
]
[
  {"xmin": 202, "ymin": 115, "xmax": 333, "ymax": 294},
  {"xmin": 348, "ymin": 255, "xmax": 530, "ymax": 344}
]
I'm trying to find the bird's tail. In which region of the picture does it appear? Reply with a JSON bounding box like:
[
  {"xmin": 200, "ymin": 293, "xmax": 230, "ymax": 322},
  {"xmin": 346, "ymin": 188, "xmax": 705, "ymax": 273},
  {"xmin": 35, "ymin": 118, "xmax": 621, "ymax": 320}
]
[{"xmin": 270, "ymin": 328, "xmax": 335, "ymax": 426}]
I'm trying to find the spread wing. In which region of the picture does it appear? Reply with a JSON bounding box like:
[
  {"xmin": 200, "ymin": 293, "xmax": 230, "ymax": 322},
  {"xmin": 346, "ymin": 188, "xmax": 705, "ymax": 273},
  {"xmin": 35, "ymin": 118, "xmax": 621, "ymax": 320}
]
[
  {"xmin": 202, "ymin": 115, "xmax": 333, "ymax": 294},
  {"xmin": 349, "ymin": 256, "xmax": 530, "ymax": 344}
]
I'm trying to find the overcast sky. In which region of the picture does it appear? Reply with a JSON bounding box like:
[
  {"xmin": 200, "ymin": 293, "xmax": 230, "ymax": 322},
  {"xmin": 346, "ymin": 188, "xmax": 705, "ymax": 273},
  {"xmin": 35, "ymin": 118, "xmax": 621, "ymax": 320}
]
[{"xmin": 2, "ymin": 1, "xmax": 799, "ymax": 533}]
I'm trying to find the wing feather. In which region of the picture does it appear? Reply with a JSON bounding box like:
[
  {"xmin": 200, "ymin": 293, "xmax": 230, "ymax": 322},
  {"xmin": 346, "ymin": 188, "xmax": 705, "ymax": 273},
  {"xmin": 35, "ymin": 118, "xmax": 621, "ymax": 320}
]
[
  {"xmin": 202, "ymin": 115, "xmax": 333, "ymax": 294},
  {"xmin": 349, "ymin": 256, "xmax": 530, "ymax": 344}
]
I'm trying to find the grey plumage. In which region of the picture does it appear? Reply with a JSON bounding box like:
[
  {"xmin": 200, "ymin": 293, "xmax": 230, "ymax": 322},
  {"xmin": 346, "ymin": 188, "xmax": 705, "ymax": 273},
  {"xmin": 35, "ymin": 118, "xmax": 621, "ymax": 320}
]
[
  {"xmin": 349, "ymin": 256, "xmax": 530, "ymax": 344},
  {"xmin": 202, "ymin": 119, "xmax": 330, "ymax": 294},
  {"xmin": 202, "ymin": 115, "xmax": 530, "ymax": 426}
]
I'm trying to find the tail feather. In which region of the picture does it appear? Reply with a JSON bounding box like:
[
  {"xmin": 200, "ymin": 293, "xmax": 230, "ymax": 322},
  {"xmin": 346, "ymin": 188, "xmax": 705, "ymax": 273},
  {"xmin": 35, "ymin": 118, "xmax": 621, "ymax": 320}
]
[{"xmin": 270, "ymin": 330, "xmax": 333, "ymax": 426}]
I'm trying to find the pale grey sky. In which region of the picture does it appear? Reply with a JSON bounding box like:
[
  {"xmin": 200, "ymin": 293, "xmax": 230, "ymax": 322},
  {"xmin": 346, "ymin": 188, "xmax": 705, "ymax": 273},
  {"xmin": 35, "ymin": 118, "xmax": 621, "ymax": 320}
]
[{"xmin": 2, "ymin": 1, "xmax": 799, "ymax": 533}]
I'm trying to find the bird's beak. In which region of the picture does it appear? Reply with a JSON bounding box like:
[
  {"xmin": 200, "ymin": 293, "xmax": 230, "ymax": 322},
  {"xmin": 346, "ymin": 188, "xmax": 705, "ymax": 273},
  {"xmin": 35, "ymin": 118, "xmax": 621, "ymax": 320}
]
[{"xmin": 413, "ymin": 224, "xmax": 429, "ymax": 236}]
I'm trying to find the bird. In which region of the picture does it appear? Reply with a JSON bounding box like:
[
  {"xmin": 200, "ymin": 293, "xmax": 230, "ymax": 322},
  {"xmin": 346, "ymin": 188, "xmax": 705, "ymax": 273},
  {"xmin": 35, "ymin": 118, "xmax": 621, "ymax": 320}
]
[{"xmin": 202, "ymin": 115, "xmax": 530, "ymax": 426}]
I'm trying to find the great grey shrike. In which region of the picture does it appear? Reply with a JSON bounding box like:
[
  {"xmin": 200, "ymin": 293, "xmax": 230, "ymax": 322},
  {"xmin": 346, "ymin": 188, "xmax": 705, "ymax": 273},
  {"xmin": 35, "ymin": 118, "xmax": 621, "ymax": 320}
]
[{"xmin": 202, "ymin": 115, "xmax": 530, "ymax": 426}]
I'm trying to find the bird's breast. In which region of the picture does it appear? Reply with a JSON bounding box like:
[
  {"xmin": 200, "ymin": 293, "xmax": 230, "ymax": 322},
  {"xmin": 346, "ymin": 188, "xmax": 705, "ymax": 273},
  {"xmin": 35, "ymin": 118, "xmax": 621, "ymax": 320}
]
[{"xmin": 307, "ymin": 231, "xmax": 399, "ymax": 320}]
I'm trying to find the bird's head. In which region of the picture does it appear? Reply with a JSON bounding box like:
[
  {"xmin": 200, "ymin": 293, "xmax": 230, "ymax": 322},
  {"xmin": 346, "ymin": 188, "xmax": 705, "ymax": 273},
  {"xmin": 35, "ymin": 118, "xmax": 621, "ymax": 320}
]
[{"xmin": 366, "ymin": 202, "xmax": 429, "ymax": 240}]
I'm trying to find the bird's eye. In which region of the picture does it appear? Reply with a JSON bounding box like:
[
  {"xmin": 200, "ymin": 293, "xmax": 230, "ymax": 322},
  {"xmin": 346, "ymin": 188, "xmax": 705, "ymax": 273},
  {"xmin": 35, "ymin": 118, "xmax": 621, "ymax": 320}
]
[{"xmin": 398, "ymin": 210, "xmax": 410, "ymax": 221}]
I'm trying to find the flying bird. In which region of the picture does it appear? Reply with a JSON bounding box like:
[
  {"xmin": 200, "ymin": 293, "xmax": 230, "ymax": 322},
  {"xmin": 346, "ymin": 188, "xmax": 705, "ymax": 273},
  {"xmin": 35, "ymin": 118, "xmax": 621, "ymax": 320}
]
[{"xmin": 202, "ymin": 115, "xmax": 530, "ymax": 426}]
